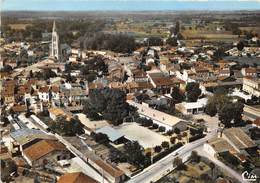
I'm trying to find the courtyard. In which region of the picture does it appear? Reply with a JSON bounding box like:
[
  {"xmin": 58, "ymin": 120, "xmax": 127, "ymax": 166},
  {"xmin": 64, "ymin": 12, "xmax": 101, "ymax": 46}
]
[{"xmin": 115, "ymin": 122, "xmax": 169, "ymax": 149}]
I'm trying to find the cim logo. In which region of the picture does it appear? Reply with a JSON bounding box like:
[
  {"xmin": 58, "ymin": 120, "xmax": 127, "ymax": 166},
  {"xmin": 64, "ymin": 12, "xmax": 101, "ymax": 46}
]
[{"xmin": 242, "ymin": 171, "xmax": 258, "ymax": 182}]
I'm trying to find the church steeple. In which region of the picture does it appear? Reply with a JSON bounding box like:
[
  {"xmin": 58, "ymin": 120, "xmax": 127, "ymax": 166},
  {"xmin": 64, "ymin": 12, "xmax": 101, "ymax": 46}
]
[
  {"xmin": 50, "ymin": 20, "xmax": 60, "ymax": 61},
  {"xmin": 52, "ymin": 20, "xmax": 57, "ymax": 32}
]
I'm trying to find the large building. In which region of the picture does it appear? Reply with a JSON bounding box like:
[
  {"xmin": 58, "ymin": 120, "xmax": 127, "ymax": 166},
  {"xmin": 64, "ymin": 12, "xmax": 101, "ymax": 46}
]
[
  {"xmin": 242, "ymin": 77, "xmax": 260, "ymax": 97},
  {"xmin": 23, "ymin": 139, "xmax": 71, "ymax": 167},
  {"xmin": 50, "ymin": 21, "xmax": 60, "ymax": 61},
  {"xmin": 128, "ymin": 100, "xmax": 188, "ymax": 131}
]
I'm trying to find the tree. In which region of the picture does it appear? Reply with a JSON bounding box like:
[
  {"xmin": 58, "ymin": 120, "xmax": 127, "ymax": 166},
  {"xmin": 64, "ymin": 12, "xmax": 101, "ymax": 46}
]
[
  {"xmin": 177, "ymin": 134, "xmax": 182, "ymax": 141},
  {"xmin": 173, "ymin": 157, "xmax": 186, "ymax": 170},
  {"xmin": 136, "ymin": 93, "xmax": 150, "ymax": 103},
  {"xmin": 237, "ymin": 41, "xmax": 245, "ymax": 51},
  {"xmin": 93, "ymin": 133, "xmax": 109, "ymax": 144},
  {"xmin": 146, "ymin": 37, "xmax": 163, "ymax": 46},
  {"xmin": 161, "ymin": 141, "xmax": 170, "ymax": 149},
  {"xmin": 84, "ymin": 88, "xmax": 136, "ymax": 125},
  {"xmin": 84, "ymin": 32, "xmax": 136, "ymax": 53},
  {"xmin": 142, "ymin": 118, "xmax": 153, "ymax": 127},
  {"xmin": 218, "ymin": 101, "xmax": 244, "ymax": 128},
  {"xmin": 1, "ymin": 65, "xmax": 12, "ymax": 72},
  {"xmin": 43, "ymin": 69, "xmax": 57, "ymax": 80},
  {"xmin": 209, "ymin": 162, "xmax": 215, "ymax": 178},
  {"xmin": 174, "ymin": 21, "xmax": 180, "ymax": 35},
  {"xmin": 218, "ymin": 102, "xmax": 234, "ymax": 127},
  {"xmin": 136, "ymin": 117, "xmax": 143, "ymax": 124},
  {"xmin": 124, "ymin": 141, "xmax": 149, "ymax": 168},
  {"xmin": 166, "ymin": 37, "xmax": 178, "ymax": 47},
  {"xmin": 186, "ymin": 82, "xmax": 201, "ymax": 102},
  {"xmin": 1, "ymin": 160, "xmax": 17, "ymax": 182},
  {"xmin": 171, "ymin": 86, "xmax": 184, "ymax": 104},
  {"xmin": 170, "ymin": 137, "xmax": 176, "ymax": 144},
  {"xmin": 154, "ymin": 145, "xmax": 162, "ymax": 153},
  {"xmin": 189, "ymin": 151, "xmax": 200, "ymax": 163},
  {"xmin": 152, "ymin": 123, "xmax": 159, "ymax": 129},
  {"xmin": 49, "ymin": 116, "xmax": 84, "ymax": 136},
  {"xmin": 205, "ymin": 93, "xmax": 231, "ymax": 118},
  {"xmin": 109, "ymin": 149, "xmax": 126, "ymax": 163},
  {"xmin": 177, "ymin": 33, "xmax": 184, "ymax": 40},
  {"xmin": 85, "ymin": 73, "xmax": 97, "ymax": 83},
  {"xmin": 232, "ymin": 101, "xmax": 244, "ymax": 123},
  {"xmin": 166, "ymin": 130, "xmax": 173, "ymax": 136},
  {"xmin": 213, "ymin": 48, "xmax": 227, "ymax": 61},
  {"xmin": 205, "ymin": 102, "xmax": 217, "ymax": 117},
  {"xmin": 214, "ymin": 87, "xmax": 228, "ymax": 95},
  {"xmin": 83, "ymin": 101, "xmax": 102, "ymax": 121},
  {"xmin": 159, "ymin": 126, "xmax": 166, "ymax": 132},
  {"xmin": 174, "ymin": 127, "xmax": 180, "ymax": 135},
  {"xmin": 182, "ymin": 132, "xmax": 188, "ymax": 137}
]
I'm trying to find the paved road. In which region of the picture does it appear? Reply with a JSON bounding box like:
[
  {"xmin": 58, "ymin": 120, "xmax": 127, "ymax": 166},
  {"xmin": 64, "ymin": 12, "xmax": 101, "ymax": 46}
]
[
  {"xmin": 196, "ymin": 148, "xmax": 248, "ymax": 183},
  {"xmin": 128, "ymin": 130, "xmax": 218, "ymax": 183}
]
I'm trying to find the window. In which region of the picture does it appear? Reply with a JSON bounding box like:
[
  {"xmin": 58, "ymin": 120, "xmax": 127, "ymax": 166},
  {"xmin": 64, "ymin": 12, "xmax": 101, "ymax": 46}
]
[
  {"xmin": 198, "ymin": 108, "xmax": 203, "ymax": 111},
  {"xmin": 187, "ymin": 109, "xmax": 192, "ymax": 113}
]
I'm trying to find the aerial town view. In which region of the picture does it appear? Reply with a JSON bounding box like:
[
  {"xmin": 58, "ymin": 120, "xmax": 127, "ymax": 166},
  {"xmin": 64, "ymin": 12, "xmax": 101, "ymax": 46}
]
[{"xmin": 0, "ymin": 0, "xmax": 260, "ymax": 183}]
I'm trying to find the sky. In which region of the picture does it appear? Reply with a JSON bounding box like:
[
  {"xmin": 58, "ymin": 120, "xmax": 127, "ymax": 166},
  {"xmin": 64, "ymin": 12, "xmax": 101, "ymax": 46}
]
[{"xmin": 2, "ymin": 0, "xmax": 260, "ymax": 11}]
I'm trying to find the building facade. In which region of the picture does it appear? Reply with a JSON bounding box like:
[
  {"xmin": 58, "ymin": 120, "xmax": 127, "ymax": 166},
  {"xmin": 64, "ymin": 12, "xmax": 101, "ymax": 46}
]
[{"xmin": 242, "ymin": 77, "xmax": 260, "ymax": 97}]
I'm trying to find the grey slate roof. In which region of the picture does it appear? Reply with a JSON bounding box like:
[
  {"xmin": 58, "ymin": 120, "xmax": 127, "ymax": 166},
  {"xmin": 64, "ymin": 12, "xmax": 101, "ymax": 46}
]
[{"xmin": 10, "ymin": 128, "xmax": 54, "ymax": 146}]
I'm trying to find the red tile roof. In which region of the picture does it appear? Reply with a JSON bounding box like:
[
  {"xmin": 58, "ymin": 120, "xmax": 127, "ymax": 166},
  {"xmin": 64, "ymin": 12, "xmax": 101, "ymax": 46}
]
[
  {"xmin": 23, "ymin": 139, "xmax": 66, "ymax": 161},
  {"xmin": 253, "ymin": 118, "xmax": 260, "ymax": 127},
  {"xmin": 11, "ymin": 105, "xmax": 27, "ymax": 113},
  {"xmin": 58, "ymin": 172, "xmax": 98, "ymax": 183},
  {"xmin": 39, "ymin": 86, "xmax": 49, "ymax": 93}
]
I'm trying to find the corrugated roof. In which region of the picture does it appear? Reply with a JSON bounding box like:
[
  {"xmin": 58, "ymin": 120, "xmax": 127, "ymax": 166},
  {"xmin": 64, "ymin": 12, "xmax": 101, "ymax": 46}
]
[
  {"xmin": 10, "ymin": 128, "xmax": 54, "ymax": 146},
  {"xmin": 223, "ymin": 128, "xmax": 256, "ymax": 150}
]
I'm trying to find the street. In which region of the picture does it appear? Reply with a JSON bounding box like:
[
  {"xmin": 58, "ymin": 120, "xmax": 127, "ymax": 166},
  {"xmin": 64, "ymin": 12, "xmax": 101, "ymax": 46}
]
[
  {"xmin": 128, "ymin": 130, "xmax": 218, "ymax": 183},
  {"xmin": 196, "ymin": 148, "xmax": 248, "ymax": 183}
]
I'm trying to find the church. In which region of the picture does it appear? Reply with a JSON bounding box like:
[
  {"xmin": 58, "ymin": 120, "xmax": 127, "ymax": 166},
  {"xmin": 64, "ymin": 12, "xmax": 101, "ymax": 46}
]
[{"xmin": 50, "ymin": 21, "xmax": 60, "ymax": 61}]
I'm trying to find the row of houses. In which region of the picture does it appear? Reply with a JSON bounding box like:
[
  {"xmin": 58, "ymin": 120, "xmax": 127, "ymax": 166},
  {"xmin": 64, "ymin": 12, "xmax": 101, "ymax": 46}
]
[{"xmin": 204, "ymin": 127, "xmax": 257, "ymax": 162}]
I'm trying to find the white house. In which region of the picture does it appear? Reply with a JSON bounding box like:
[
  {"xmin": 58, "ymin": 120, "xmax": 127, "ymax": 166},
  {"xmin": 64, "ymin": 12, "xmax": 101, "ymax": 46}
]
[
  {"xmin": 175, "ymin": 98, "xmax": 208, "ymax": 115},
  {"xmin": 203, "ymin": 137, "xmax": 237, "ymax": 157},
  {"xmin": 242, "ymin": 77, "xmax": 260, "ymax": 97},
  {"xmin": 69, "ymin": 56, "xmax": 77, "ymax": 62},
  {"xmin": 128, "ymin": 100, "xmax": 187, "ymax": 131},
  {"xmin": 51, "ymin": 86, "xmax": 60, "ymax": 101},
  {"xmin": 38, "ymin": 86, "xmax": 50, "ymax": 102},
  {"xmin": 71, "ymin": 48, "xmax": 81, "ymax": 57}
]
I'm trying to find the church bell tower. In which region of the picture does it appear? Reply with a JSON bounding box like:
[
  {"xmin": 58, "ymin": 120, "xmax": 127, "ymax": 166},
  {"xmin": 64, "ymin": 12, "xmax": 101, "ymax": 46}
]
[{"xmin": 50, "ymin": 21, "xmax": 60, "ymax": 61}]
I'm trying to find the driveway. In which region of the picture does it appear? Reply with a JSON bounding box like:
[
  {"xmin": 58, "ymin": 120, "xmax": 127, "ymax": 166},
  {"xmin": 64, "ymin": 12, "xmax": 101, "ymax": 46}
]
[{"xmin": 193, "ymin": 114, "xmax": 220, "ymax": 132}]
